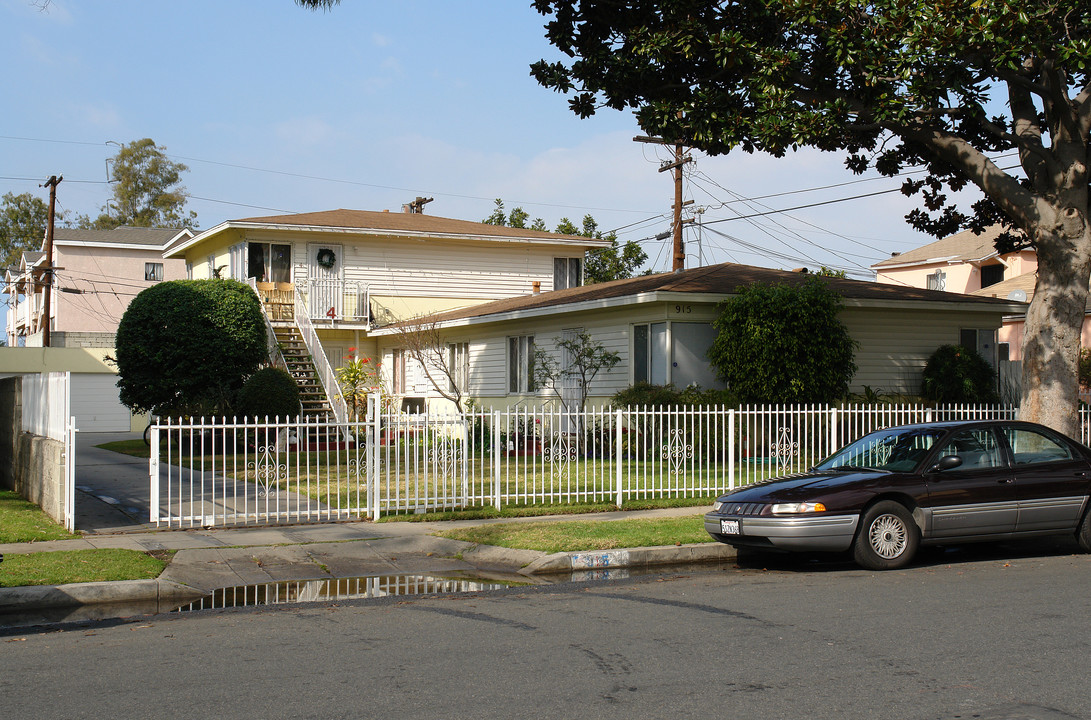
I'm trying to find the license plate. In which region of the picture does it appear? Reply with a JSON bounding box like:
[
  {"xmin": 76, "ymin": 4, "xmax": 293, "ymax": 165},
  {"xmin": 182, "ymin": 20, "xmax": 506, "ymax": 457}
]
[{"xmin": 720, "ymin": 519, "xmax": 740, "ymax": 535}]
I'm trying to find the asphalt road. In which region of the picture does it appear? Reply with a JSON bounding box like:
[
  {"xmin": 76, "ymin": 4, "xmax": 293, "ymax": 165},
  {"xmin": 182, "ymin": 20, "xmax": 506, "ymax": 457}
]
[{"xmin": 3, "ymin": 544, "xmax": 1089, "ymax": 720}]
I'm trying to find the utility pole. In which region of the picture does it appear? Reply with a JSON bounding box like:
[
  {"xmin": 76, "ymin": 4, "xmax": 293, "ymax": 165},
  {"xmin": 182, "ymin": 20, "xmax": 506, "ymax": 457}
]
[
  {"xmin": 41, "ymin": 175, "xmax": 62, "ymax": 348},
  {"xmin": 634, "ymin": 135, "xmax": 692, "ymax": 271}
]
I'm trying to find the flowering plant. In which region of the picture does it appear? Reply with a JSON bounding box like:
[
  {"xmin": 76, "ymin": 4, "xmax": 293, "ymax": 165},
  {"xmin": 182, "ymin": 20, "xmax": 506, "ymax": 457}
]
[{"xmin": 337, "ymin": 349, "xmax": 382, "ymax": 420}]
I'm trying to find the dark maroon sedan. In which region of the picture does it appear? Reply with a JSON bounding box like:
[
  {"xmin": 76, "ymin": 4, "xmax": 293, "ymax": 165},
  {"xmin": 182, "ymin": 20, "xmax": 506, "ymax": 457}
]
[{"xmin": 705, "ymin": 420, "xmax": 1091, "ymax": 569}]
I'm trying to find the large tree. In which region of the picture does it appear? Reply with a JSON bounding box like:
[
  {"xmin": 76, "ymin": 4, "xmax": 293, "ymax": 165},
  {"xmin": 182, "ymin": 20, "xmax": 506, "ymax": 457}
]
[
  {"xmin": 79, "ymin": 138, "xmax": 197, "ymax": 230},
  {"xmin": 528, "ymin": 1, "xmax": 1091, "ymax": 435},
  {"xmin": 0, "ymin": 192, "xmax": 55, "ymax": 268}
]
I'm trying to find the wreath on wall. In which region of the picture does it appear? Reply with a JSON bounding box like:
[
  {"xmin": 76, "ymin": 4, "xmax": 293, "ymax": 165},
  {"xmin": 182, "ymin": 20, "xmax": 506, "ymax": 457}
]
[{"xmin": 316, "ymin": 248, "xmax": 337, "ymax": 269}]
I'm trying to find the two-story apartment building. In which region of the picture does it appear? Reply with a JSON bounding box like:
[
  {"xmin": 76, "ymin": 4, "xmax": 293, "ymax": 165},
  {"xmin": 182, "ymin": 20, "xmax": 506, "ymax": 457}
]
[{"xmin": 166, "ymin": 208, "xmax": 610, "ymax": 418}]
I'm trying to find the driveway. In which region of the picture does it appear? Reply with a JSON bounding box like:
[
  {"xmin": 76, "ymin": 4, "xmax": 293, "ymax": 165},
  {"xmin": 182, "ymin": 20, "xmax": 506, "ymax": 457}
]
[{"xmin": 73, "ymin": 431, "xmax": 155, "ymax": 534}]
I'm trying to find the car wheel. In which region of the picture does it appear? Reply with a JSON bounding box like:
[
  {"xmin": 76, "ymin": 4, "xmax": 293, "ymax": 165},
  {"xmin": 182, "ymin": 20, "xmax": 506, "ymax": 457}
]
[
  {"xmin": 1077, "ymin": 507, "xmax": 1091, "ymax": 553},
  {"xmin": 853, "ymin": 501, "xmax": 919, "ymax": 570}
]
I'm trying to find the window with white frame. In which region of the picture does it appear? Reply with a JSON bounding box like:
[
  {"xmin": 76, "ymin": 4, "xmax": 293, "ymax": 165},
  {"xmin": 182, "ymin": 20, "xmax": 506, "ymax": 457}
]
[
  {"xmin": 926, "ymin": 269, "xmax": 946, "ymax": 291},
  {"xmin": 508, "ymin": 335, "xmax": 534, "ymax": 394},
  {"xmin": 633, "ymin": 321, "xmax": 723, "ymax": 389},
  {"xmin": 391, "ymin": 348, "xmax": 407, "ymax": 394},
  {"xmin": 553, "ymin": 257, "xmax": 582, "ymax": 290},
  {"xmin": 447, "ymin": 342, "xmax": 469, "ymax": 394},
  {"xmin": 144, "ymin": 262, "xmax": 164, "ymax": 282}
]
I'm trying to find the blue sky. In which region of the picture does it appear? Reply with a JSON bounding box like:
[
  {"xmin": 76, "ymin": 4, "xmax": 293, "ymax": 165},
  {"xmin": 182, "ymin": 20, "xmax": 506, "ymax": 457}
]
[{"xmin": 2, "ymin": 0, "xmax": 946, "ymax": 279}]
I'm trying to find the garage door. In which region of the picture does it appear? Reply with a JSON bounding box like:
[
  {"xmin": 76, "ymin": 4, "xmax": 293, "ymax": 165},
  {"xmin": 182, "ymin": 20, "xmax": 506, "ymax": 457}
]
[{"xmin": 70, "ymin": 374, "xmax": 131, "ymax": 432}]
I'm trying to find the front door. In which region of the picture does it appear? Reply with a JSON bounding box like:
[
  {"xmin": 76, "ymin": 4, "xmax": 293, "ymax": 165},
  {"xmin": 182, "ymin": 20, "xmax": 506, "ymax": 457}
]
[
  {"xmin": 924, "ymin": 427, "xmax": 1017, "ymax": 538},
  {"xmin": 308, "ymin": 243, "xmax": 343, "ymax": 320}
]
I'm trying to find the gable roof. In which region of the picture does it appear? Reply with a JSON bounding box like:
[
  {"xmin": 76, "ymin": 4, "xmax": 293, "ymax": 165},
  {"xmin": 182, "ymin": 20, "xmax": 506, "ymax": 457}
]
[
  {"xmin": 871, "ymin": 225, "xmax": 1026, "ymax": 270},
  {"xmin": 376, "ymin": 262, "xmax": 1026, "ymax": 333},
  {"xmin": 169, "ymin": 208, "xmax": 610, "ymax": 257},
  {"xmin": 50, "ymin": 227, "xmax": 193, "ymax": 251}
]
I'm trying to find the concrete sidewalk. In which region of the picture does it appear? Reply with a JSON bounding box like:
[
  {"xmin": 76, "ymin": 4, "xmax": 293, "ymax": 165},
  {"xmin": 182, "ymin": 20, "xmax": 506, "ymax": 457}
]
[{"xmin": 0, "ymin": 507, "xmax": 736, "ymax": 615}]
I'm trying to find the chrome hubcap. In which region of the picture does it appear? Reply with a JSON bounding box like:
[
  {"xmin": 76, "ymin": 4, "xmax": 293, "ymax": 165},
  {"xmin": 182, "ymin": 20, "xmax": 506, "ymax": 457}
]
[{"xmin": 869, "ymin": 514, "xmax": 907, "ymax": 559}]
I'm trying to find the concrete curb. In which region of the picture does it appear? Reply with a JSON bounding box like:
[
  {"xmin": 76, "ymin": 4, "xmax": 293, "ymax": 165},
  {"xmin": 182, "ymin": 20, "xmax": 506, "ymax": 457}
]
[
  {"xmin": 0, "ymin": 579, "xmax": 206, "ymax": 612},
  {"xmin": 521, "ymin": 542, "xmax": 737, "ymax": 575}
]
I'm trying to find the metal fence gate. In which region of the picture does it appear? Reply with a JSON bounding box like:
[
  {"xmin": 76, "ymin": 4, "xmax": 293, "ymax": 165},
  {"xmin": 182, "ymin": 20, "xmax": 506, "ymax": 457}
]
[{"xmin": 148, "ymin": 399, "xmax": 1040, "ymax": 529}]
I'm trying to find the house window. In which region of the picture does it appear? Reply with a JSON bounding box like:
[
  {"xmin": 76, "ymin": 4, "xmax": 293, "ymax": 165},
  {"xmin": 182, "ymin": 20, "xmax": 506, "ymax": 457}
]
[
  {"xmin": 248, "ymin": 242, "xmax": 292, "ymax": 283},
  {"xmin": 980, "ymin": 264, "xmax": 1004, "ymax": 288},
  {"xmin": 633, "ymin": 321, "xmax": 723, "ymax": 389},
  {"xmin": 554, "ymin": 257, "xmax": 582, "ymax": 290},
  {"xmin": 144, "ymin": 263, "xmax": 164, "ymax": 282},
  {"xmin": 185, "ymin": 261, "xmax": 193, "ymax": 280},
  {"xmin": 926, "ymin": 270, "xmax": 946, "ymax": 291},
  {"xmin": 448, "ymin": 342, "xmax": 469, "ymax": 393},
  {"xmin": 633, "ymin": 322, "xmax": 668, "ymax": 385},
  {"xmin": 508, "ymin": 336, "xmax": 534, "ymax": 394},
  {"xmin": 391, "ymin": 349, "xmax": 407, "ymax": 394}
]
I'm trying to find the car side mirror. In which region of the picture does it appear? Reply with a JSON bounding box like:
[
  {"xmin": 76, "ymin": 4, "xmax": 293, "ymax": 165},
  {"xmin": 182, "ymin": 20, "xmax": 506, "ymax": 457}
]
[{"xmin": 930, "ymin": 455, "xmax": 963, "ymax": 473}]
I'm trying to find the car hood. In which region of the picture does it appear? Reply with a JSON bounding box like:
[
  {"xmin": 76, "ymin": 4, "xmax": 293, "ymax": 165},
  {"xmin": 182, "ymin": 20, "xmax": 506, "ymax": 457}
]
[{"xmin": 718, "ymin": 469, "xmax": 884, "ymax": 502}]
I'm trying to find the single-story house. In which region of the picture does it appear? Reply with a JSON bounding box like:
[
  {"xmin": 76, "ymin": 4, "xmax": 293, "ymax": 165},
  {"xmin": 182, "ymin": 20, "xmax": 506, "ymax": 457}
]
[{"xmin": 368, "ymin": 262, "xmax": 1027, "ymax": 410}]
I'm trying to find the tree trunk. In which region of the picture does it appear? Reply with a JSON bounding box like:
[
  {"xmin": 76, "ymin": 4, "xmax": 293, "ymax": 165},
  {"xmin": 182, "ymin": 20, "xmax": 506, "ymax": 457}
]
[{"xmin": 1020, "ymin": 215, "xmax": 1091, "ymax": 437}]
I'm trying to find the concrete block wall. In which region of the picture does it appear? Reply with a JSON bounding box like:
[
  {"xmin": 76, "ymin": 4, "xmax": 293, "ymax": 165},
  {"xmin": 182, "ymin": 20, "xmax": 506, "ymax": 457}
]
[
  {"xmin": 38, "ymin": 331, "xmax": 117, "ymax": 349},
  {"xmin": 0, "ymin": 376, "xmax": 66, "ymax": 525}
]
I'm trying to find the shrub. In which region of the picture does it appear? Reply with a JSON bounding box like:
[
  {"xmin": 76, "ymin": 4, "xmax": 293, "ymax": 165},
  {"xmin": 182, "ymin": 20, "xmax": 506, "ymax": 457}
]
[
  {"xmin": 707, "ymin": 277, "xmax": 857, "ymax": 404},
  {"xmin": 116, "ymin": 279, "xmax": 266, "ymax": 416},
  {"xmin": 235, "ymin": 367, "xmax": 301, "ymax": 420},
  {"xmin": 611, "ymin": 382, "xmax": 687, "ymax": 407},
  {"xmin": 921, "ymin": 344, "xmax": 998, "ymax": 403}
]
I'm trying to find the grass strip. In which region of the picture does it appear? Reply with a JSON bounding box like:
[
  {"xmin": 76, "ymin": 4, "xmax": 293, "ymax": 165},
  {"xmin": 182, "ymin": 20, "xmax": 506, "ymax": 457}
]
[
  {"xmin": 434, "ymin": 514, "xmax": 712, "ymax": 554},
  {"xmin": 379, "ymin": 496, "xmax": 715, "ymax": 523},
  {"xmin": 0, "ymin": 549, "xmax": 170, "ymax": 588},
  {"xmin": 0, "ymin": 490, "xmax": 80, "ymax": 543}
]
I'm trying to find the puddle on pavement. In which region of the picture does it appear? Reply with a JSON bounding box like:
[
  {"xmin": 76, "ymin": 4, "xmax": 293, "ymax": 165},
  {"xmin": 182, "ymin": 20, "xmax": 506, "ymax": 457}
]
[
  {"xmin": 172, "ymin": 574, "xmax": 516, "ymax": 613},
  {"xmin": 0, "ymin": 561, "xmax": 735, "ymax": 631}
]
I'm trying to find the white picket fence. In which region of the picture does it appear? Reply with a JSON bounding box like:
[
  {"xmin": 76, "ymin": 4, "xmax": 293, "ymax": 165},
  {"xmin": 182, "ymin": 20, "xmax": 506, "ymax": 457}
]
[{"xmin": 148, "ymin": 400, "xmax": 1066, "ymax": 528}]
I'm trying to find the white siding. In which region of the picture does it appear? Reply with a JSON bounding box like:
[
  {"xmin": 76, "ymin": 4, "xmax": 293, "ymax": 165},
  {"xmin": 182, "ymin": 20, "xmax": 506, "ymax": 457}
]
[{"xmin": 844, "ymin": 307, "xmax": 1001, "ymax": 395}]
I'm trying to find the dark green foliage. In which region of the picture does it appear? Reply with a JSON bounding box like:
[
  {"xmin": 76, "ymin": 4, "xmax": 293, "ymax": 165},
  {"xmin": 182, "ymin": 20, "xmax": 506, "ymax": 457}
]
[
  {"xmin": 707, "ymin": 278, "xmax": 857, "ymax": 404},
  {"xmin": 611, "ymin": 382, "xmax": 737, "ymax": 408},
  {"xmin": 235, "ymin": 367, "xmax": 301, "ymax": 420},
  {"xmin": 115, "ymin": 279, "xmax": 267, "ymax": 416},
  {"xmin": 921, "ymin": 345, "xmax": 998, "ymax": 404}
]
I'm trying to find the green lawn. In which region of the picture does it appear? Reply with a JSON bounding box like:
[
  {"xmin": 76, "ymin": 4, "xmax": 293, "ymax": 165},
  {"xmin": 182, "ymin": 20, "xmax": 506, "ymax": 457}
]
[
  {"xmin": 0, "ymin": 490, "xmax": 80, "ymax": 543},
  {"xmin": 0, "ymin": 549, "xmax": 169, "ymax": 587},
  {"xmin": 434, "ymin": 514, "xmax": 713, "ymax": 554}
]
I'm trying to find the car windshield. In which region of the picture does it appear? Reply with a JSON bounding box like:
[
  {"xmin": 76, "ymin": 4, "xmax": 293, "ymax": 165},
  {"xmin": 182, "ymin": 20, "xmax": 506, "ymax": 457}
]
[{"xmin": 814, "ymin": 428, "xmax": 947, "ymax": 473}]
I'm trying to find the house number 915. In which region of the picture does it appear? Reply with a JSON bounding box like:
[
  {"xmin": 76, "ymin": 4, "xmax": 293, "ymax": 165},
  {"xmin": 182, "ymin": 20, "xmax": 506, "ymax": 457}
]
[{"xmin": 674, "ymin": 304, "xmax": 692, "ymax": 314}]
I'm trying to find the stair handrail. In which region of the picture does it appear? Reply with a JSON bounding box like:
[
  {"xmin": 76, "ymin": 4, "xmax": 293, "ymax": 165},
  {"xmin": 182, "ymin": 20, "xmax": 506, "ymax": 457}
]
[
  {"xmin": 247, "ymin": 278, "xmax": 289, "ymax": 373},
  {"xmin": 294, "ymin": 288, "xmax": 349, "ymax": 424}
]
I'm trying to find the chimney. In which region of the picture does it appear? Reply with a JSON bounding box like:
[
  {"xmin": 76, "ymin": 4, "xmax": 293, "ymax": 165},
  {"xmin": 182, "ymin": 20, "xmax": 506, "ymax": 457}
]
[{"xmin": 531, "ymin": 281, "xmax": 541, "ymax": 295}]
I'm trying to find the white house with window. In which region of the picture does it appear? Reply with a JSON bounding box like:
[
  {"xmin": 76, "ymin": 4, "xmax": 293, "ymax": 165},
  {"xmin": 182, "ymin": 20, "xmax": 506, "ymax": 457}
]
[
  {"xmin": 167, "ymin": 208, "xmax": 609, "ymax": 413},
  {"xmin": 369, "ymin": 262, "xmax": 1027, "ymax": 410}
]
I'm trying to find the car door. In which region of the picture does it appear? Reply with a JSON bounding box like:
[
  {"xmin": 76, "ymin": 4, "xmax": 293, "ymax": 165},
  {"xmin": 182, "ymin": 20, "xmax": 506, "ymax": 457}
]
[
  {"xmin": 923, "ymin": 427, "xmax": 1018, "ymax": 538},
  {"xmin": 1003, "ymin": 425, "xmax": 1091, "ymax": 533}
]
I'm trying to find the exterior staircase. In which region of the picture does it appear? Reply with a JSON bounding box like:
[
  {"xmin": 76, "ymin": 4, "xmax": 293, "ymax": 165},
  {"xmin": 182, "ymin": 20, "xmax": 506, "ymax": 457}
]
[{"xmin": 274, "ymin": 326, "xmax": 333, "ymax": 418}]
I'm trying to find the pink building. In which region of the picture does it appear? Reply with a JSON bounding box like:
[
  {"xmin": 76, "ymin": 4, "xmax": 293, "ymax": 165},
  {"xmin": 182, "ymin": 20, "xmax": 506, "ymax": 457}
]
[{"xmin": 5, "ymin": 227, "xmax": 191, "ymax": 348}]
